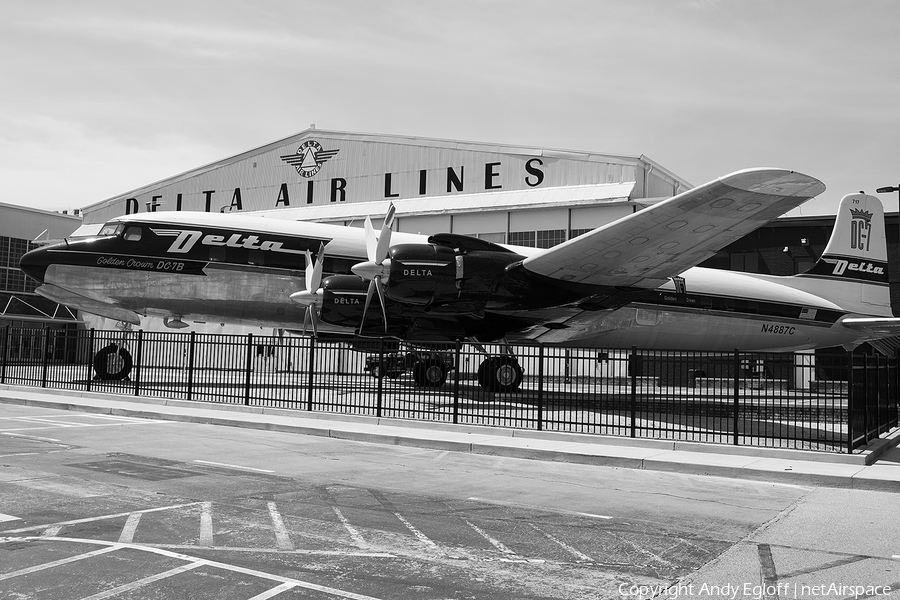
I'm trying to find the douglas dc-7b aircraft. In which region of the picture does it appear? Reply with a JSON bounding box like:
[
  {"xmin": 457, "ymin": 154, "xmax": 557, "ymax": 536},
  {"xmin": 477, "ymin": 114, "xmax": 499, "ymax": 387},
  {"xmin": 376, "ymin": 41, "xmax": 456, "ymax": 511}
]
[{"xmin": 19, "ymin": 168, "xmax": 900, "ymax": 391}]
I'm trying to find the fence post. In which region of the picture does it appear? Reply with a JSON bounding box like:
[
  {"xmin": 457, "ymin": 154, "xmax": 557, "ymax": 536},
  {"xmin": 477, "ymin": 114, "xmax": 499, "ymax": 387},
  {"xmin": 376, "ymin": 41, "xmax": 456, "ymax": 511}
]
[
  {"xmin": 186, "ymin": 331, "xmax": 196, "ymax": 402},
  {"xmin": 452, "ymin": 340, "xmax": 461, "ymax": 425},
  {"xmin": 863, "ymin": 353, "xmax": 870, "ymax": 445},
  {"xmin": 630, "ymin": 346, "xmax": 637, "ymax": 438},
  {"xmin": 306, "ymin": 337, "xmax": 316, "ymax": 411},
  {"xmin": 376, "ymin": 337, "xmax": 384, "ymax": 418},
  {"xmin": 1, "ymin": 324, "xmax": 9, "ymax": 385},
  {"xmin": 86, "ymin": 329, "xmax": 94, "ymax": 392},
  {"xmin": 133, "ymin": 329, "xmax": 144, "ymax": 397},
  {"xmin": 537, "ymin": 345, "xmax": 544, "ymax": 431},
  {"xmin": 733, "ymin": 350, "xmax": 740, "ymax": 446},
  {"xmin": 847, "ymin": 349, "xmax": 854, "ymax": 454},
  {"xmin": 41, "ymin": 326, "xmax": 50, "ymax": 388},
  {"xmin": 877, "ymin": 353, "xmax": 885, "ymax": 436},
  {"xmin": 244, "ymin": 333, "xmax": 253, "ymax": 406},
  {"xmin": 895, "ymin": 354, "xmax": 900, "ymax": 430}
]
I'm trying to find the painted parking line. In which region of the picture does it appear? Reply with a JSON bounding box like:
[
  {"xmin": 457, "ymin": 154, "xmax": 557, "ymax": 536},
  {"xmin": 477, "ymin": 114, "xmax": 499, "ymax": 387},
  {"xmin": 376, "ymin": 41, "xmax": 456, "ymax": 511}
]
[
  {"xmin": 267, "ymin": 502, "xmax": 294, "ymax": 551},
  {"xmin": 467, "ymin": 496, "xmax": 614, "ymax": 520},
  {"xmin": 530, "ymin": 524, "xmax": 593, "ymax": 562},
  {"xmin": 199, "ymin": 502, "xmax": 214, "ymax": 547},
  {"xmin": 1, "ymin": 537, "xmax": 390, "ymax": 600},
  {"xmin": 78, "ymin": 562, "xmax": 206, "ymax": 600},
  {"xmin": 0, "ymin": 513, "xmax": 19, "ymax": 523},
  {"xmin": 1, "ymin": 432, "xmax": 61, "ymax": 442},
  {"xmin": 193, "ymin": 460, "xmax": 275, "ymax": 473},
  {"xmin": 0, "ymin": 545, "xmax": 118, "ymax": 581},
  {"xmin": 333, "ymin": 506, "xmax": 368, "ymax": 548},
  {"xmin": 0, "ymin": 502, "xmax": 204, "ymax": 534}
]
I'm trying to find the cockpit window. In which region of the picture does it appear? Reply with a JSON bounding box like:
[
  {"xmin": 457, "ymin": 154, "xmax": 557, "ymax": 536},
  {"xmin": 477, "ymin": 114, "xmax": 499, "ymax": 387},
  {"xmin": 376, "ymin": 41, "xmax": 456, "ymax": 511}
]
[
  {"xmin": 123, "ymin": 226, "xmax": 142, "ymax": 242},
  {"xmin": 98, "ymin": 223, "xmax": 124, "ymax": 237}
]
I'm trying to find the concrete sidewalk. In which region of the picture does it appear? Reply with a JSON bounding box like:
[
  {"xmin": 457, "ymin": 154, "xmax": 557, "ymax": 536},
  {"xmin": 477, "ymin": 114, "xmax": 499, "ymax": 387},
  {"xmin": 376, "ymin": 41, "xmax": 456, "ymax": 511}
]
[{"xmin": 2, "ymin": 384, "xmax": 900, "ymax": 492}]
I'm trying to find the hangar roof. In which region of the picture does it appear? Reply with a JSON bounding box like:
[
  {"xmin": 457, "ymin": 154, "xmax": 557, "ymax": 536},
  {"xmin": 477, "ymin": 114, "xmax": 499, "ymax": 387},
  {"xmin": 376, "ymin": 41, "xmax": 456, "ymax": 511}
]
[{"xmin": 249, "ymin": 181, "xmax": 636, "ymax": 223}]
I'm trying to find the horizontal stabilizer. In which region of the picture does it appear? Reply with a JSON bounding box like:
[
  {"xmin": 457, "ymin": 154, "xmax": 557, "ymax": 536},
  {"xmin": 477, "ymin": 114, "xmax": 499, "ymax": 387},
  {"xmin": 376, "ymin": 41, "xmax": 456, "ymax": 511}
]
[{"xmin": 840, "ymin": 317, "xmax": 900, "ymax": 336}]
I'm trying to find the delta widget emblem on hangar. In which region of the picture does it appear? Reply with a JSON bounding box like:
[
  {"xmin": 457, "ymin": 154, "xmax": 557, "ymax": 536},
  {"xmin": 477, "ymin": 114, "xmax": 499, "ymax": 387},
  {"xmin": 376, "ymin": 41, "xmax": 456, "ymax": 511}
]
[{"xmin": 279, "ymin": 140, "xmax": 340, "ymax": 178}]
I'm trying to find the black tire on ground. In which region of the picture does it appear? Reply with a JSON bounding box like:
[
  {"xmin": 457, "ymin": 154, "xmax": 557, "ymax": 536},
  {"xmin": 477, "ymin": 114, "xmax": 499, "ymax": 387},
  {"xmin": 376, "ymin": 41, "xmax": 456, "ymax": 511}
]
[
  {"xmin": 93, "ymin": 344, "xmax": 133, "ymax": 380},
  {"xmin": 478, "ymin": 356, "xmax": 523, "ymax": 393},
  {"xmin": 413, "ymin": 359, "xmax": 447, "ymax": 387},
  {"xmin": 370, "ymin": 364, "xmax": 385, "ymax": 378}
]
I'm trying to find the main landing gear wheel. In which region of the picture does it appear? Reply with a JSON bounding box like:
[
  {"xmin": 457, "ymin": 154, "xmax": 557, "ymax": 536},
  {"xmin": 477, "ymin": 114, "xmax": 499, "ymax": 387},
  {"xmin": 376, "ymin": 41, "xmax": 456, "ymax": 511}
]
[
  {"xmin": 93, "ymin": 344, "xmax": 133, "ymax": 381},
  {"xmin": 413, "ymin": 359, "xmax": 447, "ymax": 387},
  {"xmin": 477, "ymin": 356, "xmax": 523, "ymax": 393}
]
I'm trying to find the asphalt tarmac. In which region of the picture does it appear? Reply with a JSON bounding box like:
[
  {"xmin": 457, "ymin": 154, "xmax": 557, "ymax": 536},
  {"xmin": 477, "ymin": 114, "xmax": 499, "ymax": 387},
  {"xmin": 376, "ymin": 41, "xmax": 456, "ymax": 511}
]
[{"xmin": 1, "ymin": 390, "xmax": 900, "ymax": 599}]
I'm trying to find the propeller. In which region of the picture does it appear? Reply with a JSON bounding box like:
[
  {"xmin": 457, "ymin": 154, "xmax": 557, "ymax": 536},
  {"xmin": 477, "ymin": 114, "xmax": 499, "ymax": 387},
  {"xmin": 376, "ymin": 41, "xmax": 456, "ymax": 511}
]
[
  {"xmin": 351, "ymin": 204, "xmax": 396, "ymax": 333},
  {"xmin": 289, "ymin": 243, "xmax": 325, "ymax": 337}
]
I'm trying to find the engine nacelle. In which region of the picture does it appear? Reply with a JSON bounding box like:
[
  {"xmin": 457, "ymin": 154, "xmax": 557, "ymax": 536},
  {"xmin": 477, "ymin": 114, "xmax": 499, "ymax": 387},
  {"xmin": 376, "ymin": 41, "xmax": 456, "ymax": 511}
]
[
  {"xmin": 318, "ymin": 274, "xmax": 369, "ymax": 327},
  {"xmin": 386, "ymin": 244, "xmax": 458, "ymax": 306},
  {"xmin": 386, "ymin": 243, "xmax": 523, "ymax": 309}
]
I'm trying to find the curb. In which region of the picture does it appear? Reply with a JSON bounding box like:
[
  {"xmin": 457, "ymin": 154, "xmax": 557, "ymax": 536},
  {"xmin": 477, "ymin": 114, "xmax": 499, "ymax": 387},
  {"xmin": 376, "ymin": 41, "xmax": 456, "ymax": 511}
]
[{"xmin": 1, "ymin": 386, "xmax": 899, "ymax": 492}]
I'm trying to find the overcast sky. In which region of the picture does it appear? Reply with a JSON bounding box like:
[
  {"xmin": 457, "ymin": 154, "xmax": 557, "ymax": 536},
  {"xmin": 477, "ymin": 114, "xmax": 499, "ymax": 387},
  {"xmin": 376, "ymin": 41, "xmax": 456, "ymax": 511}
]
[{"xmin": 3, "ymin": 0, "xmax": 899, "ymax": 217}]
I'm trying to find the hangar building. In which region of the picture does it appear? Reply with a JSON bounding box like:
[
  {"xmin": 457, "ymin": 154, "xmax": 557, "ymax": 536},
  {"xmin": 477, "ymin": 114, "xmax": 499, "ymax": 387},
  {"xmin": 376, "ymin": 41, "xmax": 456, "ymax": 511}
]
[
  {"xmin": 80, "ymin": 128, "xmax": 691, "ymax": 247},
  {"xmin": 71, "ymin": 129, "xmax": 898, "ymax": 355}
]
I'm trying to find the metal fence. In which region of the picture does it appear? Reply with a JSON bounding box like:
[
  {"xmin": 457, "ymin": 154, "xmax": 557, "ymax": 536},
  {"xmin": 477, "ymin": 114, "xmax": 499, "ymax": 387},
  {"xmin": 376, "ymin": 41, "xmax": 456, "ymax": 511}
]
[{"xmin": 2, "ymin": 325, "xmax": 898, "ymax": 454}]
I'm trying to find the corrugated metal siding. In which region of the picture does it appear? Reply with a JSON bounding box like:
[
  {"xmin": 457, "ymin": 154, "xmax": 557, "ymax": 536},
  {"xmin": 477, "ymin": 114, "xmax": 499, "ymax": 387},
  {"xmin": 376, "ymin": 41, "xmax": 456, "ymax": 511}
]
[
  {"xmin": 251, "ymin": 182, "xmax": 635, "ymax": 223},
  {"xmin": 396, "ymin": 214, "xmax": 452, "ymax": 235},
  {"xmin": 0, "ymin": 205, "xmax": 81, "ymax": 240},
  {"xmin": 81, "ymin": 130, "xmax": 688, "ymax": 224},
  {"xmin": 450, "ymin": 211, "xmax": 507, "ymax": 234},
  {"xmin": 509, "ymin": 208, "xmax": 568, "ymax": 231},
  {"xmin": 570, "ymin": 204, "xmax": 634, "ymax": 229}
]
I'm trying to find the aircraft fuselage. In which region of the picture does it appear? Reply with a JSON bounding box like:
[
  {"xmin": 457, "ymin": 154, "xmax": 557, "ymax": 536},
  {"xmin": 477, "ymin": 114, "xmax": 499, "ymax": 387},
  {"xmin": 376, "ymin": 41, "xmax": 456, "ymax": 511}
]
[{"xmin": 19, "ymin": 210, "xmax": 871, "ymax": 352}]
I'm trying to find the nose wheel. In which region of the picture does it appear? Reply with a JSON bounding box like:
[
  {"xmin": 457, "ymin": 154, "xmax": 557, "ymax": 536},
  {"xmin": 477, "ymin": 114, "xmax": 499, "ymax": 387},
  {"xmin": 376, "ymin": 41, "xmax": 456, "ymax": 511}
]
[{"xmin": 93, "ymin": 344, "xmax": 133, "ymax": 381}]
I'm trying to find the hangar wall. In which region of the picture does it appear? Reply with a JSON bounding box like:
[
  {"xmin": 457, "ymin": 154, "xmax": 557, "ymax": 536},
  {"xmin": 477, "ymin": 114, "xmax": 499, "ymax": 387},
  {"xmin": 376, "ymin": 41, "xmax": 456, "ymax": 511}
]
[{"xmin": 80, "ymin": 129, "xmax": 691, "ymax": 248}]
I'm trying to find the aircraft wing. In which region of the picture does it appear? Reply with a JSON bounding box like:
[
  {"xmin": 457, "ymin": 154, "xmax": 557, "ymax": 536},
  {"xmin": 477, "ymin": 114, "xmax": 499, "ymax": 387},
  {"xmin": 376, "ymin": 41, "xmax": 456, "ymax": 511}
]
[
  {"xmin": 36, "ymin": 284, "xmax": 142, "ymax": 325},
  {"xmin": 520, "ymin": 168, "xmax": 825, "ymax": 289}
]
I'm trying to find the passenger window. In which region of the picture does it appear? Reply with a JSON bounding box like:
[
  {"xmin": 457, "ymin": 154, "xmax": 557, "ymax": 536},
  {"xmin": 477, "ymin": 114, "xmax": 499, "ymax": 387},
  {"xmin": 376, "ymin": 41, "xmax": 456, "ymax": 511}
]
[
  {"xmin": 124, "ymin": 227, "xmax": 142, "ymax": 242},
  {"xmin": 248, "ymin": 250, "xmax": 264, "ymax": 266}
]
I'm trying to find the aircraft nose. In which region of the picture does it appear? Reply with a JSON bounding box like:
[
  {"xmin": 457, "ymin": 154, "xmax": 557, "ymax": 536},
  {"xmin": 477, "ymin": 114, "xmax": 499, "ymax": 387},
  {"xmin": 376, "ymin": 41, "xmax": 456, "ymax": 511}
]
[{"xmin": 19, "ymin": 246, "xmax": 49, "ymax": 284}]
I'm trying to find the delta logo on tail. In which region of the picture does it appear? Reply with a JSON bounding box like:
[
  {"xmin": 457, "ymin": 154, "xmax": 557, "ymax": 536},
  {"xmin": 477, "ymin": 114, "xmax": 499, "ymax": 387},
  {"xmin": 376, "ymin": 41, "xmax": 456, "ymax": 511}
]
[{"xmin": 801, "ymin": 194, "xmax": 889, "ymax": 284}]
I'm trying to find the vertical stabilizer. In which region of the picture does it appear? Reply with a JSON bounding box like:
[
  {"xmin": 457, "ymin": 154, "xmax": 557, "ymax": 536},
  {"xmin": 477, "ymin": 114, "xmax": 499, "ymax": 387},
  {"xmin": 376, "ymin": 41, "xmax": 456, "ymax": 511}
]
[{"xmin": 798, "ymin": 193, "xmax": 891, "ymax": 314}]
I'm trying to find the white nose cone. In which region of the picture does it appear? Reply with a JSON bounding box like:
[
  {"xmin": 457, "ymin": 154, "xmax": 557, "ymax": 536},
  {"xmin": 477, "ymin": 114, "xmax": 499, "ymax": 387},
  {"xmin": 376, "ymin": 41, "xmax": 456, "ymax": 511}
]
[
  {"xmin": 352, "ymin": 258, "xmax": 391, "ymax": 281},
  {"xmin": 290, "ymin": 289, "xmax": 321, "ymax": 306}
]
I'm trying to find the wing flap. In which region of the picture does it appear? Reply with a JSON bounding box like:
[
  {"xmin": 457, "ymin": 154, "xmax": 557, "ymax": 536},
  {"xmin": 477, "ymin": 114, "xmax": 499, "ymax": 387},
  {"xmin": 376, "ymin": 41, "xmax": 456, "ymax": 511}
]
[{"xmin": 520, "ymin": 168, "xmax": 825, "ymax": 288}]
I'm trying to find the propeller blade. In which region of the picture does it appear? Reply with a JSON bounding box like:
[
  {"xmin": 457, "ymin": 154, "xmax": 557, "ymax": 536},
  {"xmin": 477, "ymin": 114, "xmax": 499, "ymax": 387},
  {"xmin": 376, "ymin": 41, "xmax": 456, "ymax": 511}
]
[
  {"xmin": 302, "ymin": 305, "xmax": 310, "ymax": 336},
  {"xmin": 309, "ymin": 306, "xmax": 319, "ymax": 338},
  {"xmin": 364, "ymin": 216, "xmax": 377, "ymax": 262},
  {"xmin": 374, "ymin": 204, "xmax": 396, "ymax": 264},
  {"xmin": 374, "ymin": 276, "xmax": 388, "ymax": 333},
  {"xmin": 360, "ymin": 279, "xmax": 376, "ymax": 332},
  {"xmin": 310, "ymin": 242, "xmax": 325, "ymax": 291}
]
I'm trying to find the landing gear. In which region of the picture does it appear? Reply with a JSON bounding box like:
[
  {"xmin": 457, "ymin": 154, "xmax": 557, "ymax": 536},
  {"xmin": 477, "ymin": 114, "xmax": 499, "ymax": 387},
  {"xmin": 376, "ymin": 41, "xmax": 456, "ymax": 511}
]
[
  {"xmin": 413, "ymin": 358, "xmax": 448, "ymax": 387},
  {"xmin": 93, "ymin": 321, "xmax": 136, "ymax": 381},
  {"xmin": 93, "ymin": 344, "xmax": 133, "ymax": 380},
  {"xmin": 477, "ymin": 355, "xmax": 523, "ymax": 393}
]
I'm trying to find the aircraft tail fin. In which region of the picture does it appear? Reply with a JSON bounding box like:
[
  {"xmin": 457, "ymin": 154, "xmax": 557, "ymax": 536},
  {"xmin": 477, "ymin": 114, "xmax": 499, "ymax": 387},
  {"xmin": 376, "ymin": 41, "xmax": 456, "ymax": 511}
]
[{"xmin": 795, "ymin": 192, "xmax": 893, "ymax": 316}]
